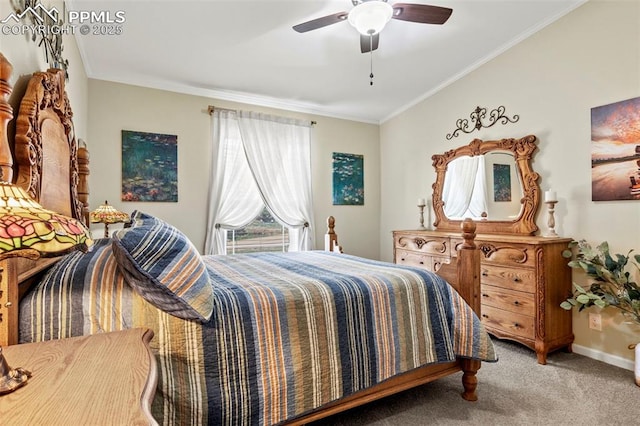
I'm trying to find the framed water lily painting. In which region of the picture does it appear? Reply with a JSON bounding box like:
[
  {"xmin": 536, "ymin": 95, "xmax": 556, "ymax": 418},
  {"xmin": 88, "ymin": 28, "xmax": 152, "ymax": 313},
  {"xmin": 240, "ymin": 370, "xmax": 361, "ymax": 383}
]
[
  {"xmin": 121, "ymin": 130, "xmax": 178, "ymax": 202},
  {"xmin": 332, "ymin": 152, "xmax": 364, "ymax": 205}
]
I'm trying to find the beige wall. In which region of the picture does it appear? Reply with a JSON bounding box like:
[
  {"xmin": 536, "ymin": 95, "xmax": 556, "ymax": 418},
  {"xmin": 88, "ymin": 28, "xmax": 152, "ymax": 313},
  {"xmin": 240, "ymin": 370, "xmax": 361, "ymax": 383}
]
[
  {"xmin": 380, "ymin": 0, "xmax": 640, "ymax": 367},
  {"xmin": 87, "ymin": 80, "xmax": 380, "ymax": 258}
]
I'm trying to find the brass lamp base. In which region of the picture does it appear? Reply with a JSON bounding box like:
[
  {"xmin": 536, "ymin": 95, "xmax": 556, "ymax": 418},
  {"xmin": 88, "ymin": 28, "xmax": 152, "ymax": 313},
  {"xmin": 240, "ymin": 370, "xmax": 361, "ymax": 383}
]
[{"xmin": 0, "ymin": 347, "xmax": 31, "ymax": 395}]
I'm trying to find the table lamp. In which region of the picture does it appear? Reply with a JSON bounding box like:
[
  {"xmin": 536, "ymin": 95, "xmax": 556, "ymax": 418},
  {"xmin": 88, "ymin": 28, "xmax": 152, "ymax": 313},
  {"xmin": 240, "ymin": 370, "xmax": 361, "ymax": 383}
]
[
  {"xmin": 0, "ymin": 181, "xmax": 93, "ymax": 395},
  {"xmin": 89, "ymin": 200, "xmax": 129, "ymax": 238}
]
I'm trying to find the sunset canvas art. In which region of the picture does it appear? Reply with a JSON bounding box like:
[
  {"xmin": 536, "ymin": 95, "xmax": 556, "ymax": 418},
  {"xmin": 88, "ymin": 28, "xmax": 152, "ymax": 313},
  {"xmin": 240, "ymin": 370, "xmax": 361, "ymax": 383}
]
[{"xmin": 591, "ymin": 96, "xmax": 640, "ymax": 201}]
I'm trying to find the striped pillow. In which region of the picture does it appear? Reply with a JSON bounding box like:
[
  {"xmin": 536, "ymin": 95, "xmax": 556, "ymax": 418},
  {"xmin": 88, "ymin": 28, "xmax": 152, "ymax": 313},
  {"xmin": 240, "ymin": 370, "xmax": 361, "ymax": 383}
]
[
  {"xmin": 112, "ymin": 211, "xmax": 213, "ymax": 322},
  {"xmin": 20, "ymin": 238, "xmax": 124, "ymax": 343}
]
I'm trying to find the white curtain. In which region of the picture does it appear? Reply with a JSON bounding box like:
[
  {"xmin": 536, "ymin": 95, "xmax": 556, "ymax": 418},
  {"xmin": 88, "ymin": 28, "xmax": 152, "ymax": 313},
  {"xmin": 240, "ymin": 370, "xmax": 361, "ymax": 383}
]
[
  {"xmin": 237, "ymin": 111, "xmax": 314, "ymax": 252},
  {"xmin": 467, "ymin": 161, "xmax": 488, "ymax": 217},
  {"xmin": 442, "ymin": 155, "xmax": 488, "ymax": 219},
  {"xmin": 204, "ymin": 110, "xmax": 264, "ymax": 255},
  {"xmin": 204, "ymin": 109, "xmax": 314, "ymax": 254}
]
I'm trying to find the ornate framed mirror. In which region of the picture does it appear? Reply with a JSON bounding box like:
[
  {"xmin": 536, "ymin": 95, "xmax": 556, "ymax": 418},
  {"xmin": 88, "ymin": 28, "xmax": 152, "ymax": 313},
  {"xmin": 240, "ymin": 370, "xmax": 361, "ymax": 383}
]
[{"xmin": 431, "ymin": 135, "xmax": 540, "ymax": 235}]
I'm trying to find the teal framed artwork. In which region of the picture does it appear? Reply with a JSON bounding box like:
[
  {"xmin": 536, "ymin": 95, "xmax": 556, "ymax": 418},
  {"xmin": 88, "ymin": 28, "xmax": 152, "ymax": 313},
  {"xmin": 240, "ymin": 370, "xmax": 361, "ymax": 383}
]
[
  {"xmin": 332, "ymin": 152, "xmax": 364, "ymax": 205},
  {"xmin": 121, "ymin": 130, "xmax": 178, "ymax": 202},
  {"xmin": 493, "ymin": 163, "xmax": 511, "ymax": 202}
]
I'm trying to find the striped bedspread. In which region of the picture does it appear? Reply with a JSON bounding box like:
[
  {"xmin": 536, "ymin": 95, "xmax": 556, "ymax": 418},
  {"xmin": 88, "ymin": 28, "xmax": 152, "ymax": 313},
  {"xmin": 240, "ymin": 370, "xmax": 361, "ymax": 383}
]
[{"xmin": 20, "ymin": 243, "xmax": 496, "ymax": 425}]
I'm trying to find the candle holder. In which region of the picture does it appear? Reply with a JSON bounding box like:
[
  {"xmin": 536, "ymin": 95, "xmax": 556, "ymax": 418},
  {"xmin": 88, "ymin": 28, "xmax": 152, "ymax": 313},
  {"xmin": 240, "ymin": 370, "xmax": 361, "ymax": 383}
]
[
  {"xmin": 418, "ymin": 201, "xmax": 426, "ymax": 230},
  {"xmin": 544, "ymin": 200, "xmax": 558, "ymax": 237}
]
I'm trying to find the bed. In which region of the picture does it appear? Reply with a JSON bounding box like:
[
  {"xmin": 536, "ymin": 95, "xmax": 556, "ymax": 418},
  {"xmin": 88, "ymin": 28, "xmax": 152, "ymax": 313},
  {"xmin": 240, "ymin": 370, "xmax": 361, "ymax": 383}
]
[{"xmin": 0, "ymin": 52, "xmax": 497, "ymax": 425}]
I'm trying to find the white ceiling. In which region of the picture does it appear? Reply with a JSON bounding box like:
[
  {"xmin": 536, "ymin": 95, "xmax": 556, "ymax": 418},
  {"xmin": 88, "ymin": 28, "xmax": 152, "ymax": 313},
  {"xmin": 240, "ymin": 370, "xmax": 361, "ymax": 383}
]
[{"xmin": 69, "ymin": 0, "xmax": 585, "ymax": 123}]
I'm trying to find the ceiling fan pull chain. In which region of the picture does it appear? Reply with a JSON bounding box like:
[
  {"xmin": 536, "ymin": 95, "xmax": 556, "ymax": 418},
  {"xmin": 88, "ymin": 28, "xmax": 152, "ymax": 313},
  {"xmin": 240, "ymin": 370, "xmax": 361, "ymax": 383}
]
[{"xmin": 369, "ymin": 34, "xmax": 374, "ymax": 86}]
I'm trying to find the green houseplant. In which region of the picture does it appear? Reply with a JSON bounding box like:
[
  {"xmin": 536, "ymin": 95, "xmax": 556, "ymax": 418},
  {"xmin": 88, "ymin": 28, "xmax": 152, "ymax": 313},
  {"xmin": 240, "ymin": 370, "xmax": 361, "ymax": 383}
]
[
  {"xmin": 561, "ymin": 240, "xmax": 640, "ymax": 324},
  {"xmin": 561, "ymin": 239, "xmax": 640, "ymax": 386}
]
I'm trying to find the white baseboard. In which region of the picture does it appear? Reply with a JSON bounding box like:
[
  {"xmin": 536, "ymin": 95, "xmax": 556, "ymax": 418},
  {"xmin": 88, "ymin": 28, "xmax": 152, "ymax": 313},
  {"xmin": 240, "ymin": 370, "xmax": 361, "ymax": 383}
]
[{"xmin": 572, "ymin": 344, "xmax": 634, "ymax": 371}]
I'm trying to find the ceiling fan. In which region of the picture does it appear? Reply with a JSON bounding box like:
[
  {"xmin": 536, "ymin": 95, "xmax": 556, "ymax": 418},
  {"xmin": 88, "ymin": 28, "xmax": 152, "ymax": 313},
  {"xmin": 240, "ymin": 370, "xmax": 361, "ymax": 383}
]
[{"xmin": 292, "ymin": 0, "xmax": 453, "ymax": 53}]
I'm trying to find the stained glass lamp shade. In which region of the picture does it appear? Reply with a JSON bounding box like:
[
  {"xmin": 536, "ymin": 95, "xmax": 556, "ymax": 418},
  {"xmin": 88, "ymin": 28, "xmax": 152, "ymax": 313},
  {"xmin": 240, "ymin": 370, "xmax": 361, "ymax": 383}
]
[
  {"xmin": 0, "ymin": 182, "xmax": 93, "ymax": 259},
  {"xmin": 0, "ymin": 181, "xmax": 93, "ymax": 395},
  {"xmin": 90, "ymin": 201, "xmax": 130, "ymax": 238}
]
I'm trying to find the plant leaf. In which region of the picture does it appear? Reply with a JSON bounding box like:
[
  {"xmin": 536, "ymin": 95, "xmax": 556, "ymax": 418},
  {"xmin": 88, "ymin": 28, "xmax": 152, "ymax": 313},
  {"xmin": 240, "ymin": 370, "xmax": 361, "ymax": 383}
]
[
  {"xmin": 576, "ymin": 294, "xmax": 591, "ymax": 304},
  {"xmin": 574, "ymin": 283, "xmax": 587, "ymax": 294}
]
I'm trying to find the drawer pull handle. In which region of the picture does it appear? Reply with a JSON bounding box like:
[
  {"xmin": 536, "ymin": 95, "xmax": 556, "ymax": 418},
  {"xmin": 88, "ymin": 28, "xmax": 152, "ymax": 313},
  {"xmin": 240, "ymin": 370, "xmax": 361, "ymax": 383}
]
[
  {"xmin": 513, "ymin": 277, "xmax": 521, "ymax": 282},
  {"xmin": 481, "ymin": 293, "xmax": 489, "ymax": 298},
  {"xmin": 481, "ymin": 271, "xmax": 488, "ymax": 277},
  {"xmin": 514, "ymin": 322, "xmax": 520, "ymax": 328},
  {"xmin": 514, "ymin": 300, "xmax": 520, "ymax": 305},
  {"xmin": 419, "ymin": 261, "xmax": 424, "ymax": 265},
  {"xmin": 401, "ymin": 258, "xmax": 405, "ymax": 261},
  {"xmin": 482, "ymin": 314, "xmax": 488, "ymax": 318}
]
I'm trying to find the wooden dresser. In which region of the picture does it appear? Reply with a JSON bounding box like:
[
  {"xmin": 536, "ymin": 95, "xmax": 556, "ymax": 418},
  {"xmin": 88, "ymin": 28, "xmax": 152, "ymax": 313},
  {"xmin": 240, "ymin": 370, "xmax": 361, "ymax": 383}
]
[
  {"xmin": 393, "ymin": 229, "xmax": 574, "ymax": 364},
  {"xmin": 1, "ymin": 328, "xmax": 158, "ymax": 425}
]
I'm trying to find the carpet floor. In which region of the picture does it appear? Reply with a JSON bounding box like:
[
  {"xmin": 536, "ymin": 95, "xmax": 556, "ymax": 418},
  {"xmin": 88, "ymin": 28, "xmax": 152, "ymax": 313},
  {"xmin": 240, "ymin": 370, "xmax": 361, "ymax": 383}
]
[{"xmin": 310, "ymin": 338, "xmax": 639, "ymax": 425}]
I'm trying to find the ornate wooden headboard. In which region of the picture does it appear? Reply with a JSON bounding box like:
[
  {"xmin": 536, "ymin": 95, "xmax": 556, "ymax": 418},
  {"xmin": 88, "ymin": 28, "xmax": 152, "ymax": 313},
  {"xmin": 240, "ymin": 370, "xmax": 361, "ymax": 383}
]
[
  {"xmin": 14, "ymin": 67, "xmax": 89, "ymax": 223},
  {"xmin": 0, "ymin": 52, "xmax": 90, "ymax": 345}
]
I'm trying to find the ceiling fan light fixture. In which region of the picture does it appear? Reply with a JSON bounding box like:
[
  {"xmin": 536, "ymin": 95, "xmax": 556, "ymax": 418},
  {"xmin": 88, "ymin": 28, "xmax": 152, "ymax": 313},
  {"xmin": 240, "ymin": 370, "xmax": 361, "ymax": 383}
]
[{"xmin": 348, "ymin": 1, "xmax": 393, "ymax": 36}]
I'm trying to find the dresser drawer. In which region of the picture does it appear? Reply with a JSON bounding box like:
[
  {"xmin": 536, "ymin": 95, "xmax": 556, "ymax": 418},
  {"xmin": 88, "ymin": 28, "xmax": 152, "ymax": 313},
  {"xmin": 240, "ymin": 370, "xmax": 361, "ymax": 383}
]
[
  {"xmin": 477, "ymin": 242, "xmax": 537, "ymax": 269},
  {"xmin": 395, "ymin": 249, "xmax": 449, "ymax": 272},
  {"xmin": 481, "ymin": 284, "xmax": 535, "ymax": 316},
  {"xmin": 480, "ymin": 264, "xmax": 536, "ymax": 293},
  {"xmin": 481, "ymin": 305, "xmax": 535, "ymax": 340},
  {"xmin": 394, "ymin": 234, "xmax": 450, "ymax": 257}
]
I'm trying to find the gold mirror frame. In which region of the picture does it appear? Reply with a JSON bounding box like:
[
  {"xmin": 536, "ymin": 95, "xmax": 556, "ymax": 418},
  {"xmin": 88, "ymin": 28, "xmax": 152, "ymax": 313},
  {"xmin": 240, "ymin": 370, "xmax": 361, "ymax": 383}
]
[{"xmin": 431, "ymin": 135, "xmax": 540, "ymax": 235}]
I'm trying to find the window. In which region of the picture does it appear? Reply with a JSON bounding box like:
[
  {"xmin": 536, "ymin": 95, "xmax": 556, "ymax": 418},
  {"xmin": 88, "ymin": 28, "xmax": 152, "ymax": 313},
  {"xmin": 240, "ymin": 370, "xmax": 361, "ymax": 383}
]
[
  {"xmin": 205, "ymin": 110, "xmax": 313, "ymax": 255},
  {"xmin": 227, "ymin": 207, "xmax": 289, "ymax": 254}
]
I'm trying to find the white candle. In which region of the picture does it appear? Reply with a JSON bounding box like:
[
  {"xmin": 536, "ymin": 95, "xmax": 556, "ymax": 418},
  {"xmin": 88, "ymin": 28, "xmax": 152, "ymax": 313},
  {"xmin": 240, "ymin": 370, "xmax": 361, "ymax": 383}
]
[
  {"xmin": 544, "ymin": 190, "xmax": 557, "ymax": 202},
  {"xmin": 418, "ymin": 198, "xmax": 426, "ymax": 206}
]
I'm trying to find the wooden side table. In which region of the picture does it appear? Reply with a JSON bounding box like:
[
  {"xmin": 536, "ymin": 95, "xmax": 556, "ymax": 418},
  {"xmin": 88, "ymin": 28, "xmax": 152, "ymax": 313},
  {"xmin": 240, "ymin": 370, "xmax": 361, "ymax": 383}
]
[{"xmin": 0, "ymin": 328, "xmax": 158, "ymax": 425}]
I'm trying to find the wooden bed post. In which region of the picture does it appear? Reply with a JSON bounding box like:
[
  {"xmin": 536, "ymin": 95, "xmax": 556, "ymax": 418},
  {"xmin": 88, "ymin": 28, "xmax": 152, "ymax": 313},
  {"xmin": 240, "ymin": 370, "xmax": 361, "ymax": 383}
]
[
  {"xmin": 0, "ymin": 55, "xmax": 17, "ymax": 346},
  {"xmin": 0, "ymin": 53, "xmax": 13, "ymax": 183},
  {"xmin": 324, "ymin": 216, "xmax": 342, "ymax": 253},
  {"xmin": 457, "ymin": 218, "xmax": 480, "ymax": 314},
  {"xmin": 77, "ymin": 142, "xmax": 90, "ymax": 226},
  {"xmin": 456, "ymin": 218, "xmax": 481, "ymax": 401}
]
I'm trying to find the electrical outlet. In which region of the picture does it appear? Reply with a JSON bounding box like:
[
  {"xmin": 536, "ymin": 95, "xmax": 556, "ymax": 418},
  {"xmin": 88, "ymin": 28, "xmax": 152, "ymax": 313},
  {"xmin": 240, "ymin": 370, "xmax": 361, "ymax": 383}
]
[{"xmin": 589, "ymin": 313, "xmax": 602, "ymax": 331}]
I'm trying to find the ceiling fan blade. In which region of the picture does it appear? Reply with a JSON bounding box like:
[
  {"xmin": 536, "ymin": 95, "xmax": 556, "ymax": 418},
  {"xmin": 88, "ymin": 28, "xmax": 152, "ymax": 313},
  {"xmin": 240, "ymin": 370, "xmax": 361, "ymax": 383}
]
[
  {"xmin": 360, "ymin": 33, "xmax": 379, "ymax": 53},
  {"xmin": 292, "ymin": 12, "xmax": 348, "ymax": 33},
  {"xmin": 391, "ymin": 3, "xmax": 453, "ymax": 25}
]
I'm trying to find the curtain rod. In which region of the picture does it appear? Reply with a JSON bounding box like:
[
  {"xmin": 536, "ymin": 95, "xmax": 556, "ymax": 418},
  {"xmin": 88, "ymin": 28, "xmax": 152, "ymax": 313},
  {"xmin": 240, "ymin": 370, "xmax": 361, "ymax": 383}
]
[{"xmin": 207, "ymin": 105, "xmax": 316, "ymax": 126}]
